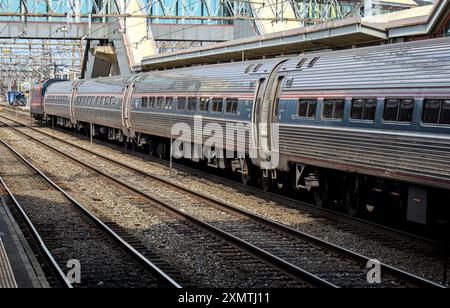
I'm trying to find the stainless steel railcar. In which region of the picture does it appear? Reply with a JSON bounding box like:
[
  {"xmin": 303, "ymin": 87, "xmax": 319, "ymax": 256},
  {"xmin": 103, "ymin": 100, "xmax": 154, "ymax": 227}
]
[{"xmin": 40, "ymin": 37, "xmax": 450, "ymax": 226}]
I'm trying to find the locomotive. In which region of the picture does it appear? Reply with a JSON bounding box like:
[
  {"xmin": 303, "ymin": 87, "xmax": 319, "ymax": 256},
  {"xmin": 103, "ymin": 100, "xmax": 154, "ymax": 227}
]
[{"xmin": 31, "ymin": 37, "xmax": 450, "ymax": 226}]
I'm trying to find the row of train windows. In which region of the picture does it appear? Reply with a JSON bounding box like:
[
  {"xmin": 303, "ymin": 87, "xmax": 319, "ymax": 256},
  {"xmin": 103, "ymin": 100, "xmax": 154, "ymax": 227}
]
[
  {"xmin": 297, "ymin": 98, "xmax": 450, "ymax": 125},
  {"xmin": 140, "ymin": 97, "xmax": 239, "ymax": 114},
  {"xmin": 77, "ymin": 96, "xmax": 121, "ymax": 106},
  {"xmin": 141, "ymin": 97, "xmax": 173, "ymax": 109},
  {"xmin": 177, "ymin": 97, "xmax": 238, "ymax": 114},
  {"xmin": 47, "ymin": 95, "xmax": 69, "ymax": 103}
]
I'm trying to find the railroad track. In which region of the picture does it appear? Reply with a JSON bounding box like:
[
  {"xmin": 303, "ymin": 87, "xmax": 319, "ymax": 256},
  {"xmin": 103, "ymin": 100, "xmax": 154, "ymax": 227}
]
[
  {"xmin": 0, "ymin": 137, "xmax": 181, "ymax": 288},
  {"xmin": 5, "ymin": 109, "xmax": 445, "ymax": 244},
  {"xmin": 0, "ymin": 115, "xmax": 445, "ymax": 288},
  {"xmin": 0, "ymin": 118, "xmax": 321, "ymax": 288},
  {"xmin": 5, "ymin": 109, "xmax": 444, "ymax": 243}
]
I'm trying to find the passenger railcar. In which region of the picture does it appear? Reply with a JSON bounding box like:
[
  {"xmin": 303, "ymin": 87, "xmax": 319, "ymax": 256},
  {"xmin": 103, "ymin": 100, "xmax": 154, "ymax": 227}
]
[
  {"xmin": 30, "ymin": 79, "xmax": 68, "ymax": 120},
  {"xmin": 37, "ymin": 37, "xmax": 450, "ymax": 226}
]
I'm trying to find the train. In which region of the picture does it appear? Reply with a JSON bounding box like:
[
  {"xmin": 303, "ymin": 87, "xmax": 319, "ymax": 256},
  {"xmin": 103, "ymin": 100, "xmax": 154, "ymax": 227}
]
[
  {"xmin": 30, "ymin": 79, "xmax": 68, "ymax": 120},
  {"xmin": 30, "ymin": 37, "xmax": 450, "ymax": 227}
]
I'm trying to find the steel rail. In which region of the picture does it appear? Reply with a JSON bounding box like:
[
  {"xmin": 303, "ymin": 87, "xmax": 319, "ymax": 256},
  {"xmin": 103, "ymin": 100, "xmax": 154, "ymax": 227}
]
[
  {"xmin": 0, "ymin": 136, "xmax": 182, "ymax": 289},
  {"xmin": 1, "ymin": 116, "xmax": 446, "ymax": 287},
  {"xmin": 0, "ymin": 118, "xmax": 337, "ymax": 288},
  {"xmin": 4, "ymin": 109, "xmax": 440, "ymax": 250},
  {"xmin": 0, "ymin": 174, "xmax": 73, "ymax": 288}
]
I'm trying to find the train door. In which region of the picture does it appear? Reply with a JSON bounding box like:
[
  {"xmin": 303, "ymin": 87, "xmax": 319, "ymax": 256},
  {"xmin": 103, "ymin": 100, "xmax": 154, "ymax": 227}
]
[
  {"xmin": 121, "ymin": 76, "xmax": 139, "ymax": 136},
  {"xmin": 251, "ymin": 78, "xmax": 267, "ymax": 153},
  {"xmin": 69, "ymin": 81, "xmax": 79, "ymax": 125},
  {"xmin": 251, "ymin": 60, "xmax": 287, "ymax": 170}
]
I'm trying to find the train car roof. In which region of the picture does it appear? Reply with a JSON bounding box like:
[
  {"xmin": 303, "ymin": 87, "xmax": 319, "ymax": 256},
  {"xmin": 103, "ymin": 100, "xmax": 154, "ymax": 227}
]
[
  {"xmin": 279, "ymin": 36, "xmax": 450, "ymax": 92},
  {"xmin": 75, "ymin": 75, "xmax": 131, "ymax": 95},
  {"xmin": 132, "ymin": 58, "xmax": 288, "ymax": 95},
  {"xmin": 46, "ymin": 80, "xmax": 74, "ymax": 95}
]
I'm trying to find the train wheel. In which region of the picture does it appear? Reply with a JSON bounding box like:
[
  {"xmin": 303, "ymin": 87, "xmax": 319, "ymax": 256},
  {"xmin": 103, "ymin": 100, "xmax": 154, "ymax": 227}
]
[
  {"xmin": 157, "ymin": 142, "xmax": 165, "ymax": 159},
  {"xmin": 147, "ymin": 141, "xmax": 156, "ymax": 157},
  {"xmin": 261, "ymin": 171, "xmax": 272, "ymax": 192},
  {"xmin": 240, "ymin": 160, "xmax": 251, "ymax": 186},
  {"xmin": 313, "ymin": 180, "xmax": 329, "ymax": 207},
  {"xmin": 344, "ymin": 186, "xmax": 360, "ymax": 217},
  {"xmin": 275, "ymin": 172, "xmax": 287, "ymax": 193},
  {"xmin": 241, "ymin": 172, "xmax": 251, "ymax": 186}
]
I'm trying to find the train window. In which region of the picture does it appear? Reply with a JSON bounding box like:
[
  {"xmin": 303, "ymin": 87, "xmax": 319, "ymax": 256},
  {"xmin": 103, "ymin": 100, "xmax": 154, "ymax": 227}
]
[
  {"xmin": 274, "ymin": 98, "xmax": 280, "ymax": 117},
  {"xmin": 298, "ymin": 99, "xmax": 317, "ymax": 118},
  {"xmin": 148, "ymin": 97, "xmax": 155, "ymax": 108},
  {"xmin": 422, "ymin": 100, "xmax": 441, "ymax": 124},
  {"xmin": 253, "ymin": 64, "xmax": 263, "ymax": 72},
  {"xmin": 423, "ymin": 99, "xmax": 450, "ymax": 125},
  {"xmin": 384, "ymin": 99, "xmax": 414, "ymax": 122},
  {"xmin": 105, "ymin": 96, "xmax": 111, "ymax": 106},
  {"xmin": 442, "ymin": 101, "xmax": 450, "ymax": 124},
  {"xmin": 156, "ymin": 97, "xmax": 164, "ymax": 109},
  {"xmin": 225, "ymin": 98, "xmax": 239, "ymax": 114},
  {"xmin": 212, "ymin": 98, "xmax": 223, "ymax": 113},
  {"xmin": 188, "ymin": 97, "xmax": 198, "ymax": 111},
  {"xmin": 350, "ymin": 99, "xmax": 377, "ymax": 121},
  {"xmin": 398, "ymin": 99, "xmax": 414, "ymax": 122},
  {"xmin": 384, "ymin": 99, "xmax": 399, "ymax": 121},
  {"xmin": 323, "ymin": 99, "xmax": 344, "ymax": 119},
  {"xmin": 177, "ymin": 98, "xmax": 186, "ymax": 110},
  {"xmin": 165, "ymin": 97, "xmax": 173, "ymax": 109},
  {"xmin": 141, "ymin": 97, "xmax": 148, "ymax": 108},
  {"xmin": 200, "ymin": 98, "xmax": 210, "ymax": 112}
]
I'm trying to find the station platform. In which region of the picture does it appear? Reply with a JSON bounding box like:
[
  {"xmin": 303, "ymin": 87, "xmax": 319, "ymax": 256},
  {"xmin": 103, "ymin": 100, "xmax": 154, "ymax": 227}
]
[
  {"xmin": 0, "ymin": 196, "xmax": 49, "ymax": 288},
  {"xmin": 0, "ymin": 103, "xmax": 30, "ymax": 113}
]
